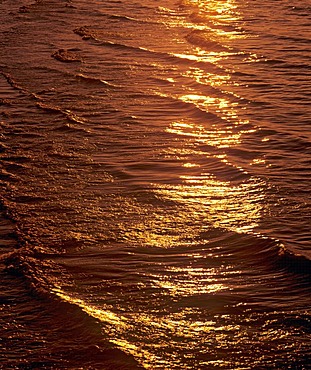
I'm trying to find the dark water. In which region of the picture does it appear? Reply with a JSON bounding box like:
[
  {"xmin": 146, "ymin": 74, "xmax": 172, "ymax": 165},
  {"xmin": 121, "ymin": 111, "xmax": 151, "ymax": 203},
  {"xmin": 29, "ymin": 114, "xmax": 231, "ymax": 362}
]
[{"xmin": 0, "ymin": 0, "xmax": 310, "ymax": 368}]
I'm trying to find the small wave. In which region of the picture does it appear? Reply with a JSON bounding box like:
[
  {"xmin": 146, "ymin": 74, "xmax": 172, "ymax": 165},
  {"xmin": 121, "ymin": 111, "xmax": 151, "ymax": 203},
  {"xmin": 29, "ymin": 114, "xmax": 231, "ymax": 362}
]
[
  {"xmin": 157, "ymin": 6, "xmax": 190, "ymax": 17},
  {"xmin": 73, "ymin": 26, "xmax": 221, "ymax": 72},
  {"xmin": 278, "ymin": 245, "xmax": 311, "ymax": 275},
  {"xmin": 189, "ymin": 11, "xmax": 215, "ymax": 26},
  {"xmin": 76, "ymin": 73, "xmax": 121, "ymax": 88},
  {"xmin": 1, "ymin": 161, "xmax": 30, "ymax": 175},
  {"xmin": 36, "ymin": 101, "xmax": 62, "ymax": 114},
  {"xmin": 156, "ymin": 92, "xmax": 228, "ymax": 125},
  {"xmin": 0, "ymin": 71, "xmax": 26, "ymax": 93},
  {"xmin": 36, "ymin": 101, "xmax": 90, "ymax": 132},
  {"xmin": 74, "ymin": 26, "xmax": 150, "ymax": 53},
  {"xmin": 107, "ymin": 14, "xmax": 138, "ymax": 22},
  {"xmin": 186, "ymin": 30, "xmax": 230, "ymax": 52},
  {"xmin": 51, "ymin": 122, "xmax": 90, "ymax": 134},
  {"xmin": 275, "ymin": 62, "xmax": 311, "ymax": 71},
  {"xmin": 201, "ymin": 228, "xmax": 311, "ymax": 277},
  {"xmin": 0, "ymin": 248, "xmax": 142, "ymax": 369},
  {"xmin": 51, "ymin": 48, "xmax": 82, "ymax": 63},
  {"xmin": 286, "ymin": 5, "xmax": 311, "ymax": 16},
  {"xmin": 257, "ymin": 128, "xmax": 311, "ymax": 154},
  {"xmin": 0, "ymin": 143, "xmax": 7, "ymax": 153},
  {"xmin": 277, "ymin": 34, "xmax": 311, "ymax": 44},
  {"xmin": 0, "ymin": 169, "xmax": 18, "ymax": 182},
  {"xmin": 73, "ymin": 26, "xmax": 95, "ymax": 40},
  {"xmin": 106, "ymin": 13, "xmax": 150, "ymax": 24}
]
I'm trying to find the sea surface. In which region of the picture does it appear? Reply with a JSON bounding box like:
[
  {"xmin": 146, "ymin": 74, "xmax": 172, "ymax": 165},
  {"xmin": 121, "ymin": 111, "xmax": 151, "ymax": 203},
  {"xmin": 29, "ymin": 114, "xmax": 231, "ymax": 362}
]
[{"xmin": 0, "ymin": 0, "xmax": 310, "ymax": 369}]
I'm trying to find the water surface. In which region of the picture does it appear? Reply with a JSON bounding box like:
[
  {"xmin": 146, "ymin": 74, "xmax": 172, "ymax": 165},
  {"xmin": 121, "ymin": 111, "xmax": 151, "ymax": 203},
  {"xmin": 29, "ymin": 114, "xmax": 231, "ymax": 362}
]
[{"xmin": 0, "ymin": 0, "xmax": 310, "ymax": 368}]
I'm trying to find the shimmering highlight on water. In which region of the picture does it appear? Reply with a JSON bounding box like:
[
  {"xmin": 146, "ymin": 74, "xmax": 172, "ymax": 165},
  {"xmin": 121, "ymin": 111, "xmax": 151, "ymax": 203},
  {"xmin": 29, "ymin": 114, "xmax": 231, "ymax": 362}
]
[{"xmin": 0, "ymin": 0, "xmax": 310, "ymax": 369}]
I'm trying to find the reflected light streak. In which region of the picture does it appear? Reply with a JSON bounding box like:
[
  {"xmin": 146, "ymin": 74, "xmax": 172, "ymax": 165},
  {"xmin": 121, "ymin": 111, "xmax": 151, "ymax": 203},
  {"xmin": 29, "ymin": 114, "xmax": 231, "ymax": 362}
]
[
  {"xmin": 51, "ymin": 288, "xmax": 242, "ymax": 370},
  {"xmin": 157, "ymin": 279, "xmax": 226, "ymax": 295},
  {"xmin": 52, "ymin": 288, "xmax": 158, "ymax": 368},
  {"xmin": 158, "ymin": 0, "xmax": 262, "ymax": 238},
  {"xmin": 173, "ymin": 50, "xmax": 241, "ymax": 65},
  {"xmin": 153, "ymin": 266, "xmax": 228, "ymax": 296},
  {"xmin": 183, "ymin": 67, "xmax": 233, "ymax": 89},
  {"xmin": 175, "ymin": 0, "xmax": 247, "ymax": 75},
  {"xmin": 167, "ymin": 121, "xmax": 254, "ymax": 148},
  {"xmin": 155, "ymin": 175, "xmax": 264, "ymax": 234},
  {"xmin": 52, "ymin": 287, "xmax": 129, "ymax": 330},
  {"xmin": 179, "ymin": 93, "xmax": 245, "ymax": 123},
  {"xmin": 182, "ymin": 0, "xmax": 239, "ymax": 20}
]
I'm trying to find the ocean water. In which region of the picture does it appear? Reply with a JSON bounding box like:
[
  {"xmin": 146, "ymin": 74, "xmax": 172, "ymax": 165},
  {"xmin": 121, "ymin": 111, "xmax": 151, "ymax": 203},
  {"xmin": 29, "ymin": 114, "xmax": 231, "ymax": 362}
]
[{"xmin": 0, "ymin": 0, "xmax": 310, "ymax": 369}]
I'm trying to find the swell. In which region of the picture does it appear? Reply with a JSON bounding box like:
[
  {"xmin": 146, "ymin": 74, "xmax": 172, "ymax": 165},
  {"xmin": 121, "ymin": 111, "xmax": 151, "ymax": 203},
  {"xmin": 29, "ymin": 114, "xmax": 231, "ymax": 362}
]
[
  {"xmin": 3, "ymin": 218, "xmax": 309, "ymax": 318},
  {"xmin": 0, "ymin": 218, "xmax": 143, "ymax": 369},
  {"xmin": 76, "ymin": 73, "xmax": 122, "ymax": 88},
  {"xmin": 141, "ymin": 227, "xmax": 311, "ymax": 276},
  {"xmin": 0, "ymin": 67, "xmax": 143, "ymax": 368},
  {"xmin": 73, "ymin": 26, "xmax": 223, "ymax": 72},
  {"xmin": 163, "ymin": 96, "xmax": 228, "ymax": 124},
  {"xmin": 225, "ymin": 231, "xmax": 311, "ymax": 276},
  {"xmin": 278, "ymin": 245, "xmax": 311, "ymax": 275},
  {"xmin": 1, "ymin": 1, "xmax": 310, "ymax": 368},
  {"xmin": 1, "ymin": 70, "xmax": 92, "ymax": 134},
  {"xmin": 187, "ymin": 228, "xmax": 311, "ymax": 293},
  {"xmin": 185, "ymin": 29, "xmax": 242, "ymax": 55},
  {"xmin": 106, "ymin": 13, "xmax": 156, "ymax": 24}
]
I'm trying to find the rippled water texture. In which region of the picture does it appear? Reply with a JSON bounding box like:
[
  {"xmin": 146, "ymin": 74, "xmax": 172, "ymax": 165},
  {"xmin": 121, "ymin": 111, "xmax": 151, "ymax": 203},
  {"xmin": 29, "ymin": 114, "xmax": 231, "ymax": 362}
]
[{"xmin": 0, "ymin": 0, "xmax": 310, "ymax": 368}]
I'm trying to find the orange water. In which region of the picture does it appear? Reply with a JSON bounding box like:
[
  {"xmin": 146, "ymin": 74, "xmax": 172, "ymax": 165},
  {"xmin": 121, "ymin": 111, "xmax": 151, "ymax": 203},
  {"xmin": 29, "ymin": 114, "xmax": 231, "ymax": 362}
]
[{"xmin": 0, "ymin": 0, "xmax": 310, "ymax": 368}]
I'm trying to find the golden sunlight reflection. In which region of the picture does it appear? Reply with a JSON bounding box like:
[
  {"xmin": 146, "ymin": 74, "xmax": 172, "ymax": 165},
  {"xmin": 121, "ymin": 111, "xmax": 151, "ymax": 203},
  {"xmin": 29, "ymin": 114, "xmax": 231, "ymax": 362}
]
[
  {"xmin": 167, "ymin": 121, "xmax": 253, "ymax": 148},
  {"xmin": 155, "ymin": 174, "xmax": 264, "ymax": 233},
  {"xmin": 182, "ymin": 0, "xmax": 239, "ymax": 19},
  {"xmin": 52, "ymin": 287, "xmax": 238, "ymax": 369},
  {"xmin": 129, "ymin": 311, "xmax": 244, "ymax": 369},
  {"xmin": 178, "ymin": 94, "xmax": 248, "ymax": 124},
  {"xmin": 151, "ymin": 265, "xmax": 231, "ymax": 296},
  {"xmin": 173, "ymin": 50, "xmax": 234, "ymax": 64},
  {"xmin": 52, "ymin": 288, "xmax": 161, "ymax": 368},
  {"xmin": 52, "ymin": 288, "xmax": 129, "ymax": 329},
  {"xmin": 172, "ymin": 0, "xmax": 248, "ymax": 91},
  {"xmin": 184, "ymin": 67, "xmax": 232, "ymax": 89},
  {"xmin": 121, "ymin": 153, "xmax": 264, "ymax": 247},
  {"xmin": 154, "ymin": 0, "xmax": 263, "ymax": 239},
  {"xmin": 183, "ymin": 0, "xmax": 242, "ymax": 38}
]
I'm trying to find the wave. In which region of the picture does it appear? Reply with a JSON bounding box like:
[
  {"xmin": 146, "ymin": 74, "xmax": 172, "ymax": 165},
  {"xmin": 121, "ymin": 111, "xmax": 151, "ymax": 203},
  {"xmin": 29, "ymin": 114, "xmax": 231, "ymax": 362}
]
[
  {"xmin": 36, "ymin": 101, "xmax": 91, "ymax": 133},
  {"xmin": 154, "ymin": 92, "xmax": 240, "ymax": 128},
  {"xmin": 199, "ymin": 227, "xmax": 311, "ymax": 277},
  {"xmin": 72, "ymin": 26, "xmax": 223, "ymax": 73},
  {"xmin": 254, "ymin": 53, "xmax": 311, "ymax": 71},
  {"xmin": 51, "ymin": 48, "xmax": 82, "ymax": 63},
  {"xmin": 277, "ymin": 34, "xmax": 311, "ymax": 45},
  {"xmin": 278, "ymin": 245, "xmax": 311, "ymax": 275},
  {"xmin": 73, "ymin": 26, "xmax": 156, "ymax": 54},
  {"xmin": 0, "ymin": 176, "xmax": 310, "ymax": 368},
  {"xmin": 0, "ymin": 75, "xmax": 86, "ymax": 131},
  {"xmin": 1, "ymin": 220, "xmax": 310, "ymax": 316},
  {"xmin": 189, "ymin": 11, "xmax": 215, "ymax": 27},
  {"xmin": 0, "ymin": 69, "xmax": 116, "ymax": 133},
  {"xmin": 106, "ymin": 13, "xmax": 153, "ymax": 24},
  {"xmin": 0, "ymin": 231, "xmax": 143, "ymax": 369},
  {"xmin": 186, "ymin": 30, "xmax": 231, "ymax": 52},
  {"xmin": 285, "ymin": 5, "xmax": 311, "ymax": 16},
  {"xmin": 76, "ymin": 73, "xmax": 121, "ymax": 88}
]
